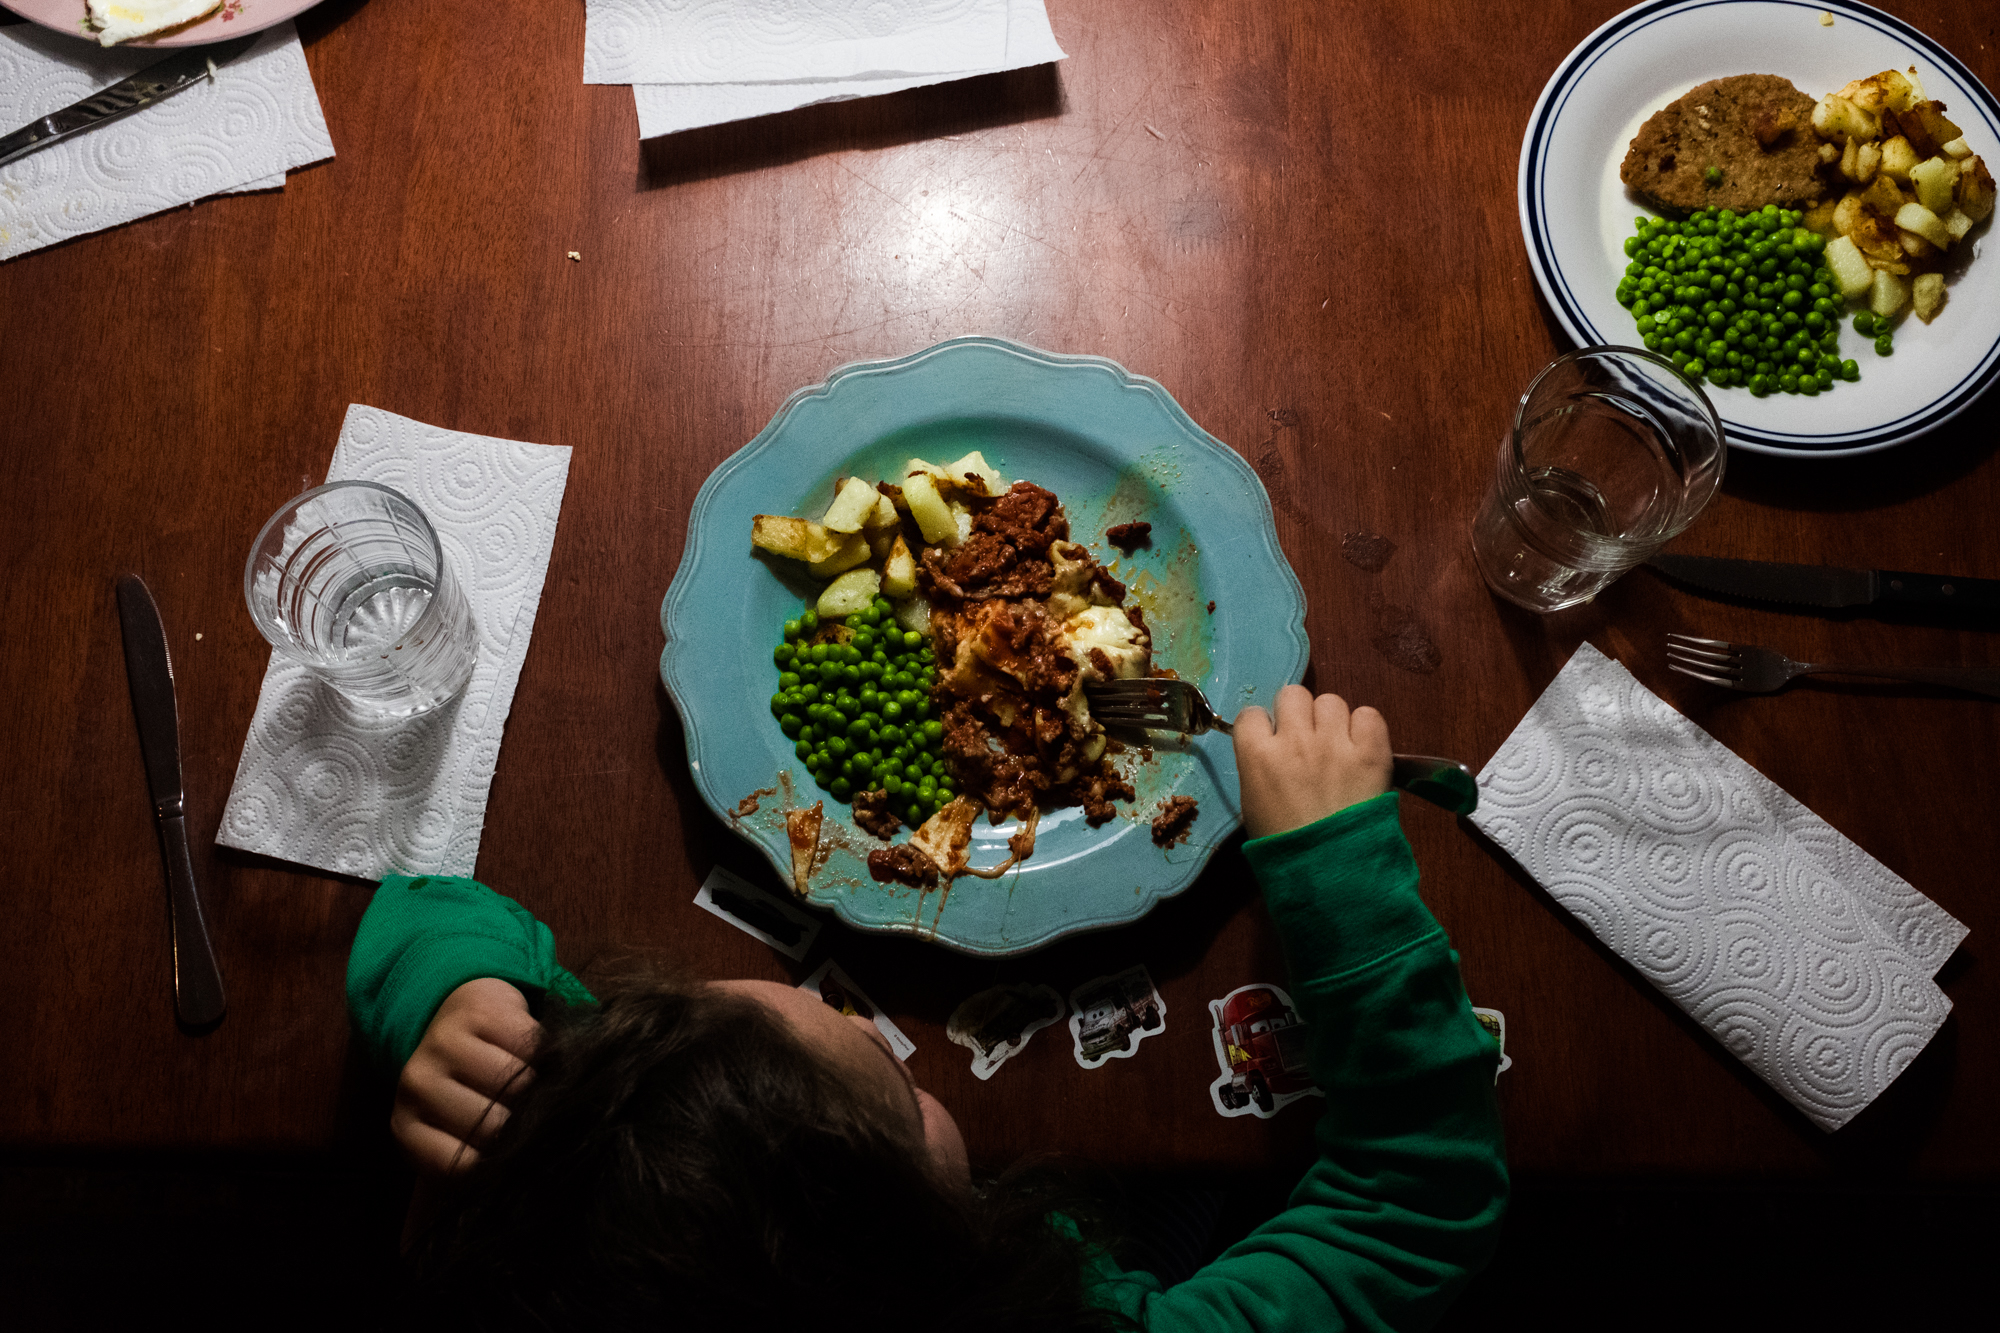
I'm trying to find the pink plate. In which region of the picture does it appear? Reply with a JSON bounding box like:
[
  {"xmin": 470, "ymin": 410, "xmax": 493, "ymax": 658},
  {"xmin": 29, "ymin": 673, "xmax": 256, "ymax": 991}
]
[{"xmin": 2, "ymin": 0, "xmax": 321, "ymax": 48}]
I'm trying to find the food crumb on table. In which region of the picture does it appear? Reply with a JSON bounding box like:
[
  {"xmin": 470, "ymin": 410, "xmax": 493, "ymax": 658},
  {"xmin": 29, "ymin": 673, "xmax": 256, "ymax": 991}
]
[{"xmin": 567, "ymin": 251, "xmax": 581, "ymax": 261}]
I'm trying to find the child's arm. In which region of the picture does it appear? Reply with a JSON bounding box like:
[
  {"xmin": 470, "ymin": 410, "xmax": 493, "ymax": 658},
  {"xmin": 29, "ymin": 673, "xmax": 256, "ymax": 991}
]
[
  {"xmin": 1095, "ymin": 686, "xmax": 1508, "ymax": 1332},
  {"xmin": 391, "ymin": 978, "xmax": 540, "ymax": 1174}
]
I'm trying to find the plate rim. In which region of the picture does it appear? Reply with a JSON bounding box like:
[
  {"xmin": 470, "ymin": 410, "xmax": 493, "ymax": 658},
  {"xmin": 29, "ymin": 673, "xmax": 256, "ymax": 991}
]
[
  {"xmin": 2, "ymin": 0, "xmax": 321, "ymax": 48},
  {"xmin": 659, "ymin": 334, "xmax": 1309, "ymax": 957},
  {"xmin": 1518, "ymin": 0, "xmax": 2000, "ymax": 459}
]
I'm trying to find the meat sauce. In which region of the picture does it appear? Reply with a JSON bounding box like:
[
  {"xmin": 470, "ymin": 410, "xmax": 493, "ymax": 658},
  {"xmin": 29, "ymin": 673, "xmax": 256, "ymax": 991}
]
[
  {"xmin": 1150, "ymin": 795, "xmax": 1199, "ymax": 848},
  {"xmin": 919, "ymin": 482, "xmax": 1142, "ymax": 827}
]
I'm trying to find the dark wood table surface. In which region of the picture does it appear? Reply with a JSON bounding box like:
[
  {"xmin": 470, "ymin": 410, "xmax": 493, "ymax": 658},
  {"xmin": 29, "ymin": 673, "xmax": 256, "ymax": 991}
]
[{"xmin": 3, "ymin": 0, "xmax": 1995, "ymax": 1185}]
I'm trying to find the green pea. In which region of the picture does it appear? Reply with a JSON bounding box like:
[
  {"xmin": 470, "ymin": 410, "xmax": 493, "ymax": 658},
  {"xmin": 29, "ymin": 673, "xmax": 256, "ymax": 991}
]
[
  {"xmin": 795, "ymin": 739, "xmax": 813, "ymax": 760},
  {"xmin": 902, "ymin": 630, "xmax": 923, "ymax": 650},
  {"xmin": 800, "ymin": 609, "xmax": 819, "ymax": 633},
  {"xmin": 830, "ymin": 778, "xmax": 852, "ymax": 801},
  {"xmin": 1875, "ymin": 336, "xmax": 1893, "ymax": 357}
]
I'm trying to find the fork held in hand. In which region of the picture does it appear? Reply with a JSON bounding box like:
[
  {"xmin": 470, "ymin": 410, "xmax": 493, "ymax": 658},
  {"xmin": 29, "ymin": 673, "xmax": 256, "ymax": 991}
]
[
  {"xmin": 1665, "ymin": 634, "xmax": 2000, "ymax": 698},
  {"xmin": 1082, "ymin": 678, "xmax": 1480, "ymax": 815}
]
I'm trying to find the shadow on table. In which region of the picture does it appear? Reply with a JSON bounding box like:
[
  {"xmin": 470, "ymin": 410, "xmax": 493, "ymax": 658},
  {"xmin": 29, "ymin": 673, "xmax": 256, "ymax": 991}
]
[
  {"xmin": 1462, "ymin": 819, "xmax": 1965, "ymax": 1169},
  {"xmin": 297, "ymin": 0, "xmax": 374, "ymax": 43},
  {"xmin": 637, "ymin": 63, "xmax": 1065, "ymax": 190}
]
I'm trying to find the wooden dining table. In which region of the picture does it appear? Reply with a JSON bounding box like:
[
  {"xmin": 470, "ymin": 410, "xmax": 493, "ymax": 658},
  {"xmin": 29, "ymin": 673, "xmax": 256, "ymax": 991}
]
[{"xmin": 4, "ymin": 0, "xmax": 1995, "ymax": 1205}]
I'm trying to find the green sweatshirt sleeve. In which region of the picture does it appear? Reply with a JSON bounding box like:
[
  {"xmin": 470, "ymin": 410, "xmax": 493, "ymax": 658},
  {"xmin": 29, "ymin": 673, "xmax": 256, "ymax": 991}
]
[
  {"xmin": 345, "ymin": 874, "xmax": 595, "ymax": 1071},
  {"xmin": 1093, "ymin": 793, "xmax": 1508, "ymax": 1332}
]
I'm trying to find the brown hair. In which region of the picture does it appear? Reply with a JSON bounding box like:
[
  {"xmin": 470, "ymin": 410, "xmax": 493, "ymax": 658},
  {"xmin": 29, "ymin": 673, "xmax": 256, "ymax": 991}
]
[{"xmin": 407, "ymin": 977, "xmax": 1129, "ymax": 1333}]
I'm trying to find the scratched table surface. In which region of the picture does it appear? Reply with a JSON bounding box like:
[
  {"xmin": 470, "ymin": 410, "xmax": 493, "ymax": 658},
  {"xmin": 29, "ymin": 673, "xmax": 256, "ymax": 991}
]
[{"xmin": 3, "ymin": 0, "xmax": 1996, "ymax": 1182}]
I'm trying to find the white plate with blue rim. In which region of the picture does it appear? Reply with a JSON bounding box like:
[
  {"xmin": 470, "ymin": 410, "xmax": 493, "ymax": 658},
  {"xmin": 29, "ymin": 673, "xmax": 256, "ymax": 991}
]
[{"xmin": 1520, "ymin": 0, "xmax": 1999, "ymax": 457}]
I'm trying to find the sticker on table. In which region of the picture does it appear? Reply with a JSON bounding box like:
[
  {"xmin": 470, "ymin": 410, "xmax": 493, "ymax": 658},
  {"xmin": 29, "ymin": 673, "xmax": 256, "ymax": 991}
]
[
  {"xmin": 1068, "ymin": 966, "xmax": 1166, "ymax": 1069},
  {"xmin": 1207, "ymin": 983, "xmax": 1324, "ymax": 1119},
  {"xmin": 800, "ymin": 959, "xmax": 914, "ymax": 1060},
  {"xmin": 694, "ymin": 865, "xmax": 822, "ymax": 961},
  {"xmin": 1473, "ymin": 1007, "xmax": 1513, "ymax": 1082},
  {"xmin": 947, "ymin": 983, "xmax": 1065, "ymax": 1080}
]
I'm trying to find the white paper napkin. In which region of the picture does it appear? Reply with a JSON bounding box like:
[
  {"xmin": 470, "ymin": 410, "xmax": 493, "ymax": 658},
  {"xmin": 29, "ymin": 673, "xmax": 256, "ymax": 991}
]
[
  {"xmin": 585, "ymin": 0, "xmax": 1009, "ymax": 85},
  {"xmin": 0, "ymin": 21, "xmax": 332, "ymax": 262},
  {"xmin": 1470, "ymin": 643, "xmax": 1965, "ymax": 1132},
  {"xmin": 631, "ymin": 0, "xmax": 1064, "ymax": 140},
  {"xmin": 218, "ymin": 406, "xmax": 571, "ymax": 882}
]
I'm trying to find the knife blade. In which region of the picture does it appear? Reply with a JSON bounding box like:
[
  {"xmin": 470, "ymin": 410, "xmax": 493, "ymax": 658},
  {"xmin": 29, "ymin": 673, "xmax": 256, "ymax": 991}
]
[
  {"xmin": 0, "ymin": 35, "xmax": 259, "ymax": 171},
  {"xmin": 1647, "ymin": 553, "xmax": 2000, "ymax": 613},
  {"xmin": 116, "ymin": 575, "xmax": 226, "ymax": 1027}
]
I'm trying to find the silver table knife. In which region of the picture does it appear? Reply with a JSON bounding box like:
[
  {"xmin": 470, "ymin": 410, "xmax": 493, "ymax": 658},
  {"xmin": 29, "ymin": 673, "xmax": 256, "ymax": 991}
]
[
  {"xmin": 1648, "ymin": 552, "xmax": 2000, "ymax": 613},
  {"xmin": 0, "ymin": 35, "xmax": 258, "ymax": 170},
  {"xmin": 116, "ymin": 574, "xmax": 226, "ymax": 1027}
]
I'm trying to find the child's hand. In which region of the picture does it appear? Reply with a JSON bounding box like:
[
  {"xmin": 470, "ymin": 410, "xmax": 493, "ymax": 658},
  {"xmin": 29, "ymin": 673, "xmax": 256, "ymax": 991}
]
[
  {"xmin": 392, "ymin": 978, "xmax": 540, "ymax": 1175},
  {"xmin": 1233, "ymin": 685, "xmax": 1392, "ymax": 840}
]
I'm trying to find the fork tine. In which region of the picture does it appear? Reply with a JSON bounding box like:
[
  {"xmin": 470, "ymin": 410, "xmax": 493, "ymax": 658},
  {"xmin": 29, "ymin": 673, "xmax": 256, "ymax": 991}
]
[
  {"xmin": 1666, "ymin": 633, "xmax": 1731, "ymax": 649},
  {"xmin": 1666, "ymin": 644, "xmax": 1737, "ymax": 669},
  {"xmin": 1668, "ymin": 663, "xmax": 1740, "ymax": 688}
]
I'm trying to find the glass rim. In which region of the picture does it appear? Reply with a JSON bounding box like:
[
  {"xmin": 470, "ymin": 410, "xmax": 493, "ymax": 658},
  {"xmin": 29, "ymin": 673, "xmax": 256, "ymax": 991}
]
[
  {"xmin": 1506, "ymin": 343, "xmax": 1728, "ymax": 528},
  {"xmin": 242, "ymin": 479, "xmax": 449, "ymax": 653}
]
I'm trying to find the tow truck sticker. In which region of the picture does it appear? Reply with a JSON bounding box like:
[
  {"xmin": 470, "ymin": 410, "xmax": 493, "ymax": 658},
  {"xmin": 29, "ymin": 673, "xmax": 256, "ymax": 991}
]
[{"xmin": 1068, "ymin": 966, "xmax": 1167, "ymax": 1069}]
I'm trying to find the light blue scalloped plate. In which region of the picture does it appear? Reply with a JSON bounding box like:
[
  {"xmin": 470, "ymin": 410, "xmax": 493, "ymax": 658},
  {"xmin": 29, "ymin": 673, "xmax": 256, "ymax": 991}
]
[{"xmin": 660, "ymin": 337, "xmax": 1307, "ymax": 956}]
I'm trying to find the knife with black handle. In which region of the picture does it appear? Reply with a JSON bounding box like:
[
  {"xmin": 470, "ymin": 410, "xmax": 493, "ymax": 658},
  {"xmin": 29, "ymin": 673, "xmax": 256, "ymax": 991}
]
[
  {"xmin": 0, "ymin": 35, "xmax": 258, "ymax": 170},
  {"xmin": 116, "ymin": 575, "xmax": 226, "ymax": 1027},
  {"xmin": 1648, "ymin": 553, "xmax": 2000, "ymax": 612}
]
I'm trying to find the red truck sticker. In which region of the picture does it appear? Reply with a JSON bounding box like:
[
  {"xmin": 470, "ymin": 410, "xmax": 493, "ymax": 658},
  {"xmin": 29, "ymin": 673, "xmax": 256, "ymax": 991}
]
[
  {"xmin": 1207, "ymin": 983, "xmax": 1324, "ymax": 1118},
  {"xmin": 947, "ymin": 983, "xmax": 1066, "ymax": 1080},
  {"xmin": 1068, "ymin": 966, "xmax": 1167, "ymax": 1069}
]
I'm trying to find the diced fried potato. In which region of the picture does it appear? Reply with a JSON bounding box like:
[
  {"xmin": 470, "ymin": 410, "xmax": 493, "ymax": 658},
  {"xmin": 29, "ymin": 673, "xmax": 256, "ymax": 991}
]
[
  {"xmin": 951, "ymin": 502, "xmax": 974, "ymax": 546},
  {"xmin": 1897, "ymin": 228, "xmax": 1938, "ymax": 261},
  {"xmin": 942, "ymin": 450, "xmax": 1005, "ymax": 497},
  {"xmin": 1957, "ymin": 155, "xmax": 1994, "ymax": 222},
  {"xmin": 816, "ymin": 567, "xmax": 881, "ymax": 619},
  {"xmin": 1823, "ymin": 235, "xmax": 1875, "ymax": 298},
  {"xmin": 1832, "ymin": 190, "xmax": 1866, "ymax": 241},
  {"xmin": 866, "ymin": 529, "xmax": 897, "ymax": 560},
  {"xmin": 1879, "ymin": 135, "xmax": 1920, "ymax": 182},
  {"xmin": 821, "ymin": 476, "xmax": 882, "ymax": 533},
  {"xmin": 1905, "ymin": 102, "xmax": 1963, "ymax": 153},
  {"xmin": 1800, "ymin": 198, "xmax": 1839, "ymax": 237},
  {"xmin": 1895, "ymin": 202, "xmax": 1952, "ymax": 249},
  {"xmin": 1870, "ymin": 268, "xmax": 1911, "ymax": 318},
  {"xmin": 878, "ymin": 480, "xmax": 910, "ymax": 513},
  {"xmin": 1819, "ymin": 142, "xmax": 1840, "ymax": 165},
  {"xmin": 807, "ymin": 531, "xmax": 872, "ymax": 578},
  {"xmin": 1909, "ymin": 156, "xmax": 1960, "ymax": 215},
  {"xmin": 1859, "ymin": 173, "xmax": 1908, "ymax": 217},
  {"xmin": 1903, "ymin": 67, "xmax": 1927, "ymax": 107},
  {"xmin": 1851, "ymin": 211, "xmax": 1909, "ymax": 269},
  {"xmin": 1855, "ymin": 141, "xmax": 1882, "ymax": 184},
  {"xmin": 1945, "ymin": 208, "xmax": 1976, "ymax": 241},
  {"xmin": 753, "ymin": 514, "xmax": 841, "ymax": 563},
  {"xmin": 1837, "ymin": 70, "xmax": 1912, "ymax": 114},
  {"xmin": 1813, "ymin": 94, "xmax": 1879, "ymax": 143},
  {"xmin": 1940, "ymin": 137, "xmax": 1971, "ymax": 160},
  {"xmin": 893, "ymin": 595, "xmax": 932, "ymax": 634},
  {"xmin": 1839, "ymin": 135, "xmax": 1862, "ymax": 181},
  {"xmin": 861, "ymin": 492, "xmax": 900, "ymax": 531},
  {"xmin": 881, "ymin": 534, "xmax": 917, "ymax": 599},
  {"xmin": 903, "ymin": 471, "xmax": 958, "ymax": 545},
  {"xmin": 1911, "ymin": 272, "xmax": 1947, "ymax": 324}
]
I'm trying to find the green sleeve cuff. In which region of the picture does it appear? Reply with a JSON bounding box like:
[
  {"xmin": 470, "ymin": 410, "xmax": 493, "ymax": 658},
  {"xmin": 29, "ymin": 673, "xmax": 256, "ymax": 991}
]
[
  {"xmin": 1242, "ymin": 791, "xmax": 1443, "ymax": 991},
  {"xmin": 345, "ymin": 874, "xmax": 594, "ymax": 1071}
]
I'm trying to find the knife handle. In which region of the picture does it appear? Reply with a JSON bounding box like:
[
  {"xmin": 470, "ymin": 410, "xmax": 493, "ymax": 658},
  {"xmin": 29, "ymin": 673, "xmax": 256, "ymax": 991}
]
[
  {"xmin": 1876, "ymin": 570, "xmax": 2000, "ymax": 612},
  {"xmin": 157, "ymin": 813, "xmax": 226, "ymax": 1027}
]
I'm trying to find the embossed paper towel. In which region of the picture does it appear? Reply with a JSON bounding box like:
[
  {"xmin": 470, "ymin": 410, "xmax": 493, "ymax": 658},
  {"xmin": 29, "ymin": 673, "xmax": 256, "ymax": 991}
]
[
  {"xmin": 1471, "ymin": 643, "xmax": 1965, "ymax": 1131},
  {"xmin": 0, "ymin": 21, "xmax": 332, "ymax": 262},
  {"xmin": 632, "ymin": 0, "xmax": 1064, "ymax": 140},
  {"xmin": 219, "ymin": 407, "xmax": 571, "ymax": 881},
  {"xmin": 585, "ymin": 0, "xmax": 1009, "ymax": 85}
]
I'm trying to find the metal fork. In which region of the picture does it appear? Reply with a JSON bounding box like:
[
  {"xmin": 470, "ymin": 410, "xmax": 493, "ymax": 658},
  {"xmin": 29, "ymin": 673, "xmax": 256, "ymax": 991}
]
[
  {"xmin": 1083, "ymin": 678, "xmax": 1480, "ymax": 814},
  {"xmin": 1665, "ymin": 634, "xmax": 2000, "ymax": 697}
]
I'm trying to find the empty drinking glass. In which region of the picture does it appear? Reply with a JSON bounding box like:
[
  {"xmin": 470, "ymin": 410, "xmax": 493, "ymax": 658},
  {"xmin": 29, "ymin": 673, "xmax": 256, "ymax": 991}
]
[
  {"xmin": 244, "ymin": 481, "xmax": 477, "ymax": 715},
  {"xmin": 1471, "ymin": 347, "xmax": 1725, "ymax": 613}
]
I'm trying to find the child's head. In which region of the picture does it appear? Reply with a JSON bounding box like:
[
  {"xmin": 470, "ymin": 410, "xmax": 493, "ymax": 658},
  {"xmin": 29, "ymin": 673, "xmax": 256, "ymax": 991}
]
[{"xmin": 410, "ymin": 976, "xmax": 1114, "ymax": 1332}]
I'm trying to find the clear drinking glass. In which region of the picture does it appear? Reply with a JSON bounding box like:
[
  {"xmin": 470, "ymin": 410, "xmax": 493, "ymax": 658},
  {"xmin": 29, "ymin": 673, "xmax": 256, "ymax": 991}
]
[
  {"xmin": 244, "ymin": 481, "xmax": 478, "ymax": 715},
  {"xmin": 1471, "ymin": 346, "xmax": 1725, "ymax": 613}
]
